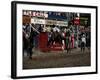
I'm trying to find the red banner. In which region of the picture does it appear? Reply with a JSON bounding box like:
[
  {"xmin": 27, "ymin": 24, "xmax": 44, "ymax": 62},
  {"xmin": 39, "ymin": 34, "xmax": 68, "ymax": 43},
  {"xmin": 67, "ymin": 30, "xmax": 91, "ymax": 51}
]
[{"xmin": 74, "ymin": 17, "xmax": 80, "ymax": 25}]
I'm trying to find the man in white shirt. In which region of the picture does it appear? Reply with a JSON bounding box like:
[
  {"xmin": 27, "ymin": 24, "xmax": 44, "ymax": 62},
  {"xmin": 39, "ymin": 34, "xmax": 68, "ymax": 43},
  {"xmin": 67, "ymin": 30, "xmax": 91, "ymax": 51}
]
[
  {"xmin": 81, "ymin": 34, "xmax": 86, "ymax": 53},
  {"xmin": 53, "ymin": 26, "xmax": 60, "ymax": 32}
]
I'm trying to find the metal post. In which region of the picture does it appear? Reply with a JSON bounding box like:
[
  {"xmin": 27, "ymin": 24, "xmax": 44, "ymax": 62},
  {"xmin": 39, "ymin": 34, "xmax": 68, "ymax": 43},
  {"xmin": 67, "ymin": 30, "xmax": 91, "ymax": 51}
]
[
  {"xmin": 77, "ymin": 13, "xmax": 80, "ymax": 48},
  {"xmin": 77, "ymin": 25, "xmax": 78, "ymax": 48}
]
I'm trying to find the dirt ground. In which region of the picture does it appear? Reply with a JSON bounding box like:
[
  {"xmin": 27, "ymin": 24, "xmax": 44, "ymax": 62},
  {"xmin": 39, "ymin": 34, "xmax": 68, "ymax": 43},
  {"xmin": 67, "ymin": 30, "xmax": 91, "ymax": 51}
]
[{"xmin": 23, "ymin": 48, "xmax": 91, "ymax": 69}]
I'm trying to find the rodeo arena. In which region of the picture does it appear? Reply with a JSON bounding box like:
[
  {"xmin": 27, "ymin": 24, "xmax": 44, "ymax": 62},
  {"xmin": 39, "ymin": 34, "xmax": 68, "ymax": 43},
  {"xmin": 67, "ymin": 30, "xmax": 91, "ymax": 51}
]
[{"xmin": 23, "ymin": 10, "xmax": 91, "ymax": 69}]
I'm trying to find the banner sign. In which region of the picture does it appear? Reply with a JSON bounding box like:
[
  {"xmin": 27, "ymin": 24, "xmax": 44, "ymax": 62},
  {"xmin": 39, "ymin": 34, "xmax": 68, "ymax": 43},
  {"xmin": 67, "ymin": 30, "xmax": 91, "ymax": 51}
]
[
  {"xmin": 23, "ymin": 10, "xmax": 48, "ymax": 18},
  {"xmin": 74, "ymin": 17, "xmax": 80, "ymax": 25},
  {"xmin": 31, "ymin": 18, "xmax": 45, "ymax": 24}
]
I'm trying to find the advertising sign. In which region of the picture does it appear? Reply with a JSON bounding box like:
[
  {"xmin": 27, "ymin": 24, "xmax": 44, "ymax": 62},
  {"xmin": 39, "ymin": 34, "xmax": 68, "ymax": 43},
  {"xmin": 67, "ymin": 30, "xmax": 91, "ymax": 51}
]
[
  {"xmin": 31, "ymin": 18, "xmax": 45, "ymax": 24},
  {"xmin": 23, "ymin": 10, "xmax": 48, "ymax": 18},
  {"xmin": 74, "ymin": 17, "xmax": 80, "ymax": 25}
]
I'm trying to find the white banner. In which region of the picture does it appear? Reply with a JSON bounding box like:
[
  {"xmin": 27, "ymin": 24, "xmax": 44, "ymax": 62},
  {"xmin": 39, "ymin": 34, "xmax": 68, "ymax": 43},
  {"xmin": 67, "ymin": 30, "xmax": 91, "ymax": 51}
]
[
  {"xmin": 31, "ymin": 18, "xmax": 45, "ymax": 24},
  {"xmin": 57, "ymin": 21, "xmax": 68, "ymax": 26},
  {"xmin": 46, "ymin": 20, "xmax": 68, "ymax": 26}
]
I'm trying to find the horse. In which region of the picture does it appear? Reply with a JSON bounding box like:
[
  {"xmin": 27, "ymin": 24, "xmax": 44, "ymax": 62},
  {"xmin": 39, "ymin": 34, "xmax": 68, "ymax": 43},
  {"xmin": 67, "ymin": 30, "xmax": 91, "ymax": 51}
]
[{"xmin": 47, "ymin": 31, "xmax": 64, "ymax": 48}]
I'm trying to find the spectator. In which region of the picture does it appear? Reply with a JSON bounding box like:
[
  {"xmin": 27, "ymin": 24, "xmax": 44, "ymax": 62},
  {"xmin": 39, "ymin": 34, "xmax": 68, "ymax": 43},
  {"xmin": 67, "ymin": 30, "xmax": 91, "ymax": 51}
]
[{"xmin": 81, "ymin": 34, "xmax": 86, "ymax": 53}]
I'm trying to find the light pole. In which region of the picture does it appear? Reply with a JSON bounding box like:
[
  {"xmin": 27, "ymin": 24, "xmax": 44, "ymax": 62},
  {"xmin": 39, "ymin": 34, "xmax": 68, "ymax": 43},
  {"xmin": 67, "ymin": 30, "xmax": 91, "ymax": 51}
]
[{"xmin": 76, "ymin": 13, "xmax": 80, "ymax": 48}]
